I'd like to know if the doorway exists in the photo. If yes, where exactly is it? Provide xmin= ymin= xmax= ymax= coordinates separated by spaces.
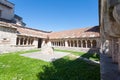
xmin=38 ymin=38 xmax=42 ymax=48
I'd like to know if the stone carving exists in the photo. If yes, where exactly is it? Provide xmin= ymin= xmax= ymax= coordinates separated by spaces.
xmin=41 ymin=36 xmax=54 ymax=54
xmin=100 ymin=0 xmax=120 ymax=71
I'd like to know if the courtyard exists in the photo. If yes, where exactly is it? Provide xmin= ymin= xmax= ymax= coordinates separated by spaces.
xmin=0 ymin=49 xmax=100 ymax=80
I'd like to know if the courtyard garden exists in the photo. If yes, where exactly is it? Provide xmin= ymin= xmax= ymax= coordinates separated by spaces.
xmin=0 ymin=49 xmax=100 ymax=80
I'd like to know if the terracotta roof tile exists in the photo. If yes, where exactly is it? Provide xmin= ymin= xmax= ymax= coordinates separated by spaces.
xmin=0 ymin=21 xmax=16 ymax=29
xmin=49 ymin=26 xmax=100 ymax=39
xmin=17 ymin=27 xmax=48 ymax=38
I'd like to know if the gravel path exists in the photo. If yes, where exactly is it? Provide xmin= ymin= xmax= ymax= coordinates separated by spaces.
xmin=20 ymin=51 xmax=70 ymax=62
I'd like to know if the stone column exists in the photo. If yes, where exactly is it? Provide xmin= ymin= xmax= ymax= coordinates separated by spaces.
xmin=69 ymin=41 xmax=71 ymax=47
xmin=17 ymin=37 xmax=20 ymax=45
xmin=65 ymin=40 xmax=68 ymax=47
xmin=90 ymin=40 xmax=93 ymax=48
xmin=81 ymin=40 xmax=83 ymax=48
xmin=73 ymin=40 xmax=75 ymax=47
xmin=85 ymin=40 xmax=87 ymax=48
xmin=112 ymin=38 xmax=118 ymax=63
xmin=23 ymin=37 xmax=25 ymax=45
xmin=96 ymin=39 xmax=99 ymax=48
xmin=77 ymin=40 xmax=79 ymax=47
xmin=118 ymin=38 xmax=120 ymax=71
xmin=108 ymin=39 xmax=112 ymax=57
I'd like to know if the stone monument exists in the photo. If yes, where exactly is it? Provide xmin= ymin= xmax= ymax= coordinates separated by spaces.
xmin=41 ymin=36 xmax=54 ymax=54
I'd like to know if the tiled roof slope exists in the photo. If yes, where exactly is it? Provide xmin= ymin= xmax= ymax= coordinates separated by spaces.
xmin=49 ymin=26 xmax=100 ymax=39
xmin=17 ymin=27 xmax=48 ymax=38
xmin=0 ymin=21 xmax=16 ymax=29
xmin=0 ymin=21 xmax=48 ymax=38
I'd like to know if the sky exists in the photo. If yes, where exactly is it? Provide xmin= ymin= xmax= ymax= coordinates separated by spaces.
xmin=9 ymin=0 xmax=98 ymax=32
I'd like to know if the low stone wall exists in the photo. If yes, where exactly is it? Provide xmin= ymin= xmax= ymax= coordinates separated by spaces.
xmin=0 ymin=46 xmax=38 ymax=54
xmin=54 ymin=46 xmax=99 ymax=53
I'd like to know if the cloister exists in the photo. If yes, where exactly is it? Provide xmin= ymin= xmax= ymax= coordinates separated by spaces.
xmin=50 ymin=38 xmax=99 ymax=48
xmin=16 ymin=36 xmax=35 ymax=46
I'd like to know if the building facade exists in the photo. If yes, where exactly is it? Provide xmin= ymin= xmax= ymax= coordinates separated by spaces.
xmin=0 ymin=0 xmax=100 ymax=54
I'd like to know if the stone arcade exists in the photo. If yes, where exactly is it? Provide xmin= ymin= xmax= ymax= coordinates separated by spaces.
xmin=0 ymin=0 xmax=100 ymax=54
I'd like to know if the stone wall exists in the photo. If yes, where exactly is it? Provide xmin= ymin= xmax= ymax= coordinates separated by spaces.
xmin=0 ymin=25 xmax=40 ymax=54
xmin=0 ymin=0 xmax=14 ymax=20
xmin=100 ymin=0 xmax=120 ymax=71
xmin=0 ymin=26 xmax=17 ymax=46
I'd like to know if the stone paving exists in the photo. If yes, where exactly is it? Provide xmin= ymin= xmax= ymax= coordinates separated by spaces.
xmin=20 ymin=51 xmax=70 ymax=62
xmin=100 ymin=54 xmax=120 ymax=80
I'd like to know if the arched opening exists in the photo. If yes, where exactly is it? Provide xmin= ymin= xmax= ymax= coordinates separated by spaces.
xmin=82 ymin=40 xmax=86 ymax=48
xmin=92 ymin=40 xmax=97 ymax=48
xmin=74 ymin=40 xmax=77 ymax=47
xmin=20 ymin=38 xmax=23 ymax=45
xmin=87 ymin=40 xmax=91 ymax=48
xmin=28 ymin=38 xmax=31 ymax=45
xmin=78 ymin=40 xmax=81 ymax=47
xmin=24 ymin=38 xmax=27 ymax=45
xmin=31 ymin=38 xmax=34 ymax=45
xmin=71 ymin=40 xmax=73 ymax=47
xmin=59 ymin=41 xmax=60 ymax=46
xmin=68 ymin=40 xmax=70 ymax=47
xmin=16 ymin=37 xmax=19 ymax=45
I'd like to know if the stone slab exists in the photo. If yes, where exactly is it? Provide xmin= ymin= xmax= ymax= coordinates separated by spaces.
xmin=20 ymin=51 xmax=70 ymax=62
xmin=100 ymin=54 xmax=120 ymax=80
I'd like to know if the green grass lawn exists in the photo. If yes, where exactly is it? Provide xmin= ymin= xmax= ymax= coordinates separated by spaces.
xmin=55 ymin=49 xmax=100 ymax=61
xmin=0 ymin=49 xmax=100 ymax=80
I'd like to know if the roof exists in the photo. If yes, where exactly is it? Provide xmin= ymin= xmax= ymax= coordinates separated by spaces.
xmin=49 ymin=26 xmax=100 ymax=39
xmin=0 ymin=21 xmax=16 ymax=29
xmin=17 ymin=27 xmax=48 ymax=38
xmin=0 ymin=21 xmax=100 ymax=39
xmin=0 ymin=21 xmax=49 ymax=38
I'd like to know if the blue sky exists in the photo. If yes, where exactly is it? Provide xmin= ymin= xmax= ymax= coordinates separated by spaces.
xmin=9 ymin=0 xmax=98 ymax=32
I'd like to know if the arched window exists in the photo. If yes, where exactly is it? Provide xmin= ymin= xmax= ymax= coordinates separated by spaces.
xmin=92 ymin=40 xmax=97 ymax=48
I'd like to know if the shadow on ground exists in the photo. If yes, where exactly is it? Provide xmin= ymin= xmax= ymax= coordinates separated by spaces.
xmin=37 ymin=57 xmax=100 ymax=80
xmin=81 ymin=52 xmax=100 ymax=61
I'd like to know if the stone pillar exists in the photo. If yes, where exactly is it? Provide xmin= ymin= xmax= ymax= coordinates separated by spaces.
xmin=73 ymin=40 xmax=75 ymax=47
xmin=90 ymin=40 xmax=93 ymax=48
xmin=96 ymin=39 xmax=99 ymax=48
xmin=118 ymin=38 xmax=120 ymax=71
xmin=108 ymin=39 xmax=112 ymax=57
xmin=17 ymin=37 xmax=20 ymax=45
xmin=85 ymin=40 xmax=87 ymax=48
xmin=23 ymin=37 xmax=25 ymax=45
xmin=77 ymin=40 xmax=79 ymax=47
xmin=65 ymin=40 xmax=68 ymax=47
xmin=112 ymin=38 xmax=118 ymax=63
xmin=69 ymin=41 xmax=71 ymax=47
xmin=81 ymin=40 xmax=83 ymax=48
